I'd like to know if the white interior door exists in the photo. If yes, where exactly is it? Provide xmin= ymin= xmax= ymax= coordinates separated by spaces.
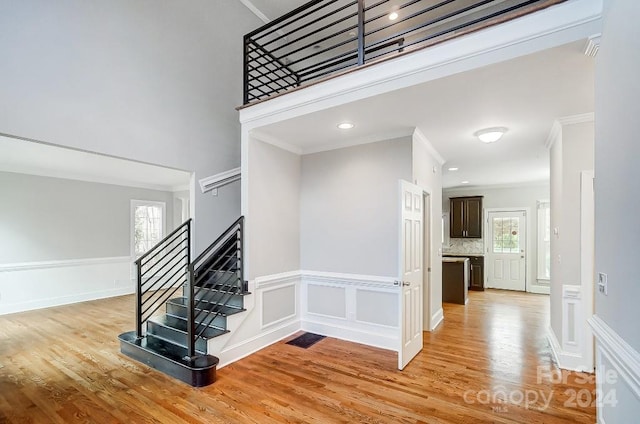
xmin=398 ymin=180 xmax=423 ymax=370
xmin=487 ymin=210 xmax=526 ymax=291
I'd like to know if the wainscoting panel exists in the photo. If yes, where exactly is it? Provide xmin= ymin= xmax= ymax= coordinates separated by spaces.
xmin=590 ymin=315 xmax=640 ymax=424
xmin=0 ymin=256 xmax=132 ymax=315
xmin=301 ymin=271 xmax=400 ymax=351
xmin=261 ymin=283 xmax=296 ymax=328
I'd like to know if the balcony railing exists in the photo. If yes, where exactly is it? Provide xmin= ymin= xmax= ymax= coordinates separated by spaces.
xmin=242 ymin=0 xmax=564 ymax=104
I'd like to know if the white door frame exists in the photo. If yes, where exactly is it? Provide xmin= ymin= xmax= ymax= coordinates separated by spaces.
xmin=580 ymin=170 xmax=595 ymax=371
xmin=484 ymin=207 xmax=531 ymax=291
xmin=423 ymin=190 xmax=432 ymax=332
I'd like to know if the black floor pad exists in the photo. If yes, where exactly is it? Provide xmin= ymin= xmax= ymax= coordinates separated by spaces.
xmin=286 ymin=332 xmax=325 ymax=349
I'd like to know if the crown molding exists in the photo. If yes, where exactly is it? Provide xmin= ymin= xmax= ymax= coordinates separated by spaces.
xmin=413 ymin=127 xmax=445 ymax=165
xmin=557 ymin=112 xmax=595 ymax=125
xmin=584 ymin=33 xmax=601 ymax=57
xmin=303 ymin=129 xmax=413 ymax=155
xmin=238 ymin=0 xmax=270 ymax=24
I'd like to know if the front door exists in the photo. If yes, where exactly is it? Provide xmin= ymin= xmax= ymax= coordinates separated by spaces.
xmin=398 ymin=180 xmax=423 ymax=370
xmin=487 ymin=210 xmax=526 ymax=291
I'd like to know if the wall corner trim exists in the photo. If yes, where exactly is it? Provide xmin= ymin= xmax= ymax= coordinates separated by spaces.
xmin=413 ymin=127 xmax=445 ymax=165
xmin=589 ymin=314 xmax=640 ymax=399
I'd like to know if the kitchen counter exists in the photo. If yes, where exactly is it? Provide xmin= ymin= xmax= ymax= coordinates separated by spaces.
xmin=443 ymin=253 xmax=484 ymax=257
xmin=442 ymin=258 xmax=469 ymax=305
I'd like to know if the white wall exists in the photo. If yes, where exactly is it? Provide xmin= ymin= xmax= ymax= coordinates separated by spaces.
xmin=548 ymin=119 xmax=594 ymax=372
xmin=592 ymin=1 xmax=640 ymax=421
xmin=0 ymin=0 xmax=262 ymax=255
xmin=0 ymin=171 xmax=176 ymax=314
xmin=443 ymin=183 xmax=550 ymax=293
xmin=300 ymin=138 xmax=412 ymax=276
xmin=247 ymin=139 xmax=301 ymax=279
xmin=0 ymin=171 xmax=174 ymax=262
xmin=412 ymin=131 xmax=444 ymax=330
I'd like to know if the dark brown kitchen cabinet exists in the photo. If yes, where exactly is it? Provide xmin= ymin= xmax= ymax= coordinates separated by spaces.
xmin=449 ymin=196 xmax=483 ymax=238
xmin=469 ymin=256 xmax=484 ymax=291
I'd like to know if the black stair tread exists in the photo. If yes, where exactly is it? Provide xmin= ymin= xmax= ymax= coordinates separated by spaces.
xmin=149 ymin=315 xmax=229 ymax=339
xmin=118 ymin=331 xmax=218 ymax=387
xmin=118 ymin=332 xmax=217 ymax=367
xmin=167 ymin=297 xmax=246 ymax=316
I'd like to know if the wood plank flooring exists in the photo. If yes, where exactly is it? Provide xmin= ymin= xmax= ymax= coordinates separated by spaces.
xmin=0 ymin=290 xmax=595 ymax=423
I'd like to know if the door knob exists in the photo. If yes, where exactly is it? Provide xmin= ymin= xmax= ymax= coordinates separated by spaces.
xmin=402 ymin=281 xmax=411 ymax=286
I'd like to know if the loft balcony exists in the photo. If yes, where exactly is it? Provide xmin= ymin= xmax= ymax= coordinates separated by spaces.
xmin=242 ymin=0 xmax=566 ymax=105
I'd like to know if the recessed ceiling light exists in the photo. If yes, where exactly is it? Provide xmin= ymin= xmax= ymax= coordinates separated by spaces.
xmin=461 ymin=180 xmax=470 ymax=184
xmin=448 ymin=167 xmax=459 ymax=171
xmin=388 ymin=12 xmax=399 ymax=20
xmin=474 ymin=127 xmax=508 ymax=143
xmin=337 ymin=122 xmax=355 ymax=130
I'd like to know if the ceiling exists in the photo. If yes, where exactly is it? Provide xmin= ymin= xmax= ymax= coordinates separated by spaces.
xmin=0 ymin=135 xmax=191 ymax=192
xmin=251 ymin=39 xmax=595 ymax=188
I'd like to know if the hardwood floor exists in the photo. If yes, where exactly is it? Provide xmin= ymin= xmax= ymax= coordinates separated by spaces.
xmin=0 ymin=290 xmax=595 ymax=423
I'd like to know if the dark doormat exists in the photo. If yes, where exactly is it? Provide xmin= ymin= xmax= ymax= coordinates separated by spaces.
xmin=286 ymin=332 xmax=325 ymax=349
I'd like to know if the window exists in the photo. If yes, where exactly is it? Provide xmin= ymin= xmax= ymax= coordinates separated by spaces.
xmin=492 ymin=216 xmax=520 ymax=253
xmin=537 ymin=201 xmax=551 ymax=280
xmin=131 ymin=201 xmax=166 ymax=259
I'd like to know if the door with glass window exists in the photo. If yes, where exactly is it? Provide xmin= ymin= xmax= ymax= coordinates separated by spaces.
xmin=487 ymin=211 xmax=526 ymax=291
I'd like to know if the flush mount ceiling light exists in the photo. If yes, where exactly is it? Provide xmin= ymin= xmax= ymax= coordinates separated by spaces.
xmin=461 ymin=180 xmax=470 ymax=184
xmin=388 ymin=11 xmax=399 ymax=20
xmin=475 ymin=127 xmax=508 ymax=143
xmin=448 ymin=167 xmax=459 ymax=171
xmin=337 ymin=122 xmax=355 ymax=130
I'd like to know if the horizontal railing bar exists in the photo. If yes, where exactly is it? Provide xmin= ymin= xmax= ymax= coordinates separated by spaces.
xmin=287 ymin=37 xmax=358 ymax=68
xmin=136 ymin=219 xmax=191 ymax=265
xmin=369 ymin=0 xmax=542 ymax=57
xmin=247 ymin=63 xmax=296 ymax=90
xmin=192 ymin=217 xmax=243 ymax=265
xmin=247 ymin=77 xmax=293 ymax=96
xmin=364 ymin=0 xmax=429 ymax=26
xmin=246 ymin=0 xmax=326 ymax=39
xmin=295 ymin=47 xmax=359 ymax=77
xmin=139 ymin=241 xmax=186 ymax=278
xmin=141 ymin=281 xmax=186 ymax=322
xmin=138 ymin=228 xmax=188 ymax=268
xmin=194 ymin=241 xmax=238 ymax=285
xmin=140 ymin=249 xmax=187 ymax=287
xmin=250 ymin=0 xmax=339 ymax=42
xmin=259 ymin=22 xmax=358 ymax=63
xmin=258 ymin=1 xmax=358 ymax=52
xmin=299 ymin=60 xmax=356 ymax=82
xmin=247 ymin=40 xmax=298 ymax=79
xmin=195 ymin=281 xmax=241 ymax=337
xmin=141 ymin=263 xmax=188 ymax=309
xmin=297 ymin=36 xmax=402 ymax=80
xmin=364 ymin=0 xmax=494 ymax=44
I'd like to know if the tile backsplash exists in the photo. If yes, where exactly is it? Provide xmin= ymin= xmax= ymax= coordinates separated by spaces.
xmin=443 ymin=238 xmax=484 ymax=255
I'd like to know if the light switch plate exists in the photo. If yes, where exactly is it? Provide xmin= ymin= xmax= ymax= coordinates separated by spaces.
xmin=598 ymin=272 xmax=608 ymax=295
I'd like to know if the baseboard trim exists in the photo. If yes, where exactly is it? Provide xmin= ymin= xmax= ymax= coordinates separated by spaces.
xmin=430 ymin=308 xmax=444 ymax=331
xmin=0 ymin=286 xmax=134 ymax=316
xmin=301 ymin=319 xmax=397 ymax=351
xmin=217 ymin=320 xmax=301 ymax=369
xmin=589 ymin=315 xmax=640 ymax=399
xmin=528 ymin=284 xmax=550 ymax=295
xmin=547 ymin=326 xmax=591 ymax=372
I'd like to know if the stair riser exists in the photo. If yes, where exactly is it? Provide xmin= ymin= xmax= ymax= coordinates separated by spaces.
xmin=166 ymin=303 xmax=228 ymax=329
xmin=145 ymin=334 xmax=206 ymax=357
xmin=193 ymin=289 xmax=244 ymax=309
xmin=146 ymin=321 xmax=208 ymax=352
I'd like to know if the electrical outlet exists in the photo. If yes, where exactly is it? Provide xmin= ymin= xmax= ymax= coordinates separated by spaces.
xmin=598 ymin=272 xmax=608 ymax=295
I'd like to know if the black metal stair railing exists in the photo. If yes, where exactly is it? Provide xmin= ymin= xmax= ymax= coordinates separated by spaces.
xmin=134 ymin=219 xmax=191 ymax=339
xmin=243 ymin=0 xmax=565 ymax=104
xmin=186 ymin=216 xmax=245 ymax=358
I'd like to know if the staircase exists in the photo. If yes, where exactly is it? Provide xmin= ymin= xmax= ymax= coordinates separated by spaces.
xmin=118 ymin=217 xmax=247 ymax=387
